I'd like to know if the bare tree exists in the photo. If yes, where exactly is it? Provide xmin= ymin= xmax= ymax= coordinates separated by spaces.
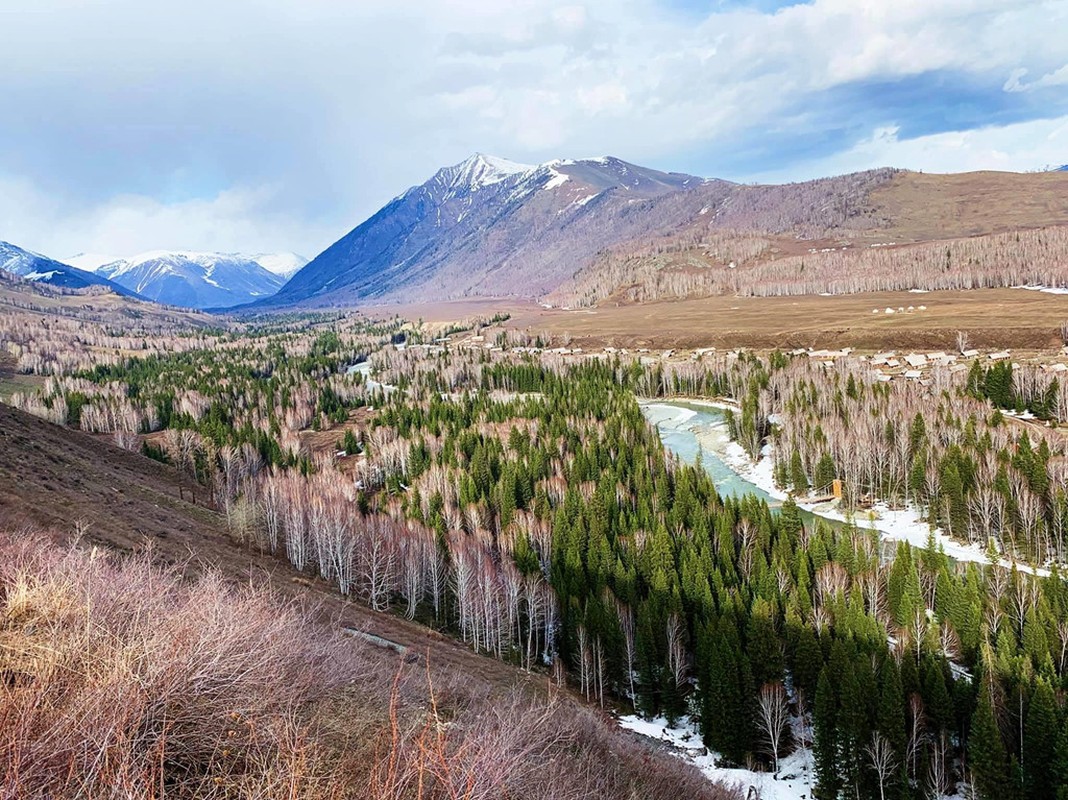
xmin=956 ymin=330 xmax=970 ymax=355
xmin=866 ymin=731 xmax=898 ymax=800
xmin=926 ymin=733 xmax=949 ymax=800
xmin=756 ymin=681 xmax=790 ymax=773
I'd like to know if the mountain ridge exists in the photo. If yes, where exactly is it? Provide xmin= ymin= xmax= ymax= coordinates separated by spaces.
xmin=97 ymin=251 xmax=286 ymax=309
xmin=257 ymin=153 xmax=710 ymax=308
xmin=0 ymin=240 xmax=141 ymax=297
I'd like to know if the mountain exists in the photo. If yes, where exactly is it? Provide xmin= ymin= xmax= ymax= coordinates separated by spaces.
xmin=260 ymin=153 xmax=708 ymax=307
xmin=97 ymin=251 xmax=286 ymax=309
xmin=0 ymin=240 xmax=138 ymax=295
xmin=66 ymin=252 xmax=121 ymax=271
xmin=249 ymin=155 xmax=1068 ymax=311
xmin=249 ymin=251 xmax=309 ymax=279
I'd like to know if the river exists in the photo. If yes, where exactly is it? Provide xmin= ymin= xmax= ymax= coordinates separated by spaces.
xmin=642 ymin=401 xmax=778 ymax=504
xmin=642 ymin=400 xmax=847 ymax=532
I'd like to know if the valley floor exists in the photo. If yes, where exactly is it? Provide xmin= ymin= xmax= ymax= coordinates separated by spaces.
xmin=373 ymin=288 xmax=1068 ymax=352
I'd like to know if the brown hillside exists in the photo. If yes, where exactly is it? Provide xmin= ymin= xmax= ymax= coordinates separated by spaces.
xmin=871 ymin=170 xmax=1068 ymax=241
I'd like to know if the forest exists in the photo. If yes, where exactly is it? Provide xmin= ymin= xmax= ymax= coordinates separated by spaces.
xmin=7 ymin=314 xmax=1068 ymax=800
xmin=551 ymin=225 xmax=1068 ymax=307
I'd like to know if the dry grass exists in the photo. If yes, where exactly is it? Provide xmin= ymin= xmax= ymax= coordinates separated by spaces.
xmin=473 ymin=289 xmax=1066 ymax=351
xmin=872 ymin=170 xmax=1068 ymax=241
xmin=0 ymin=531 xmax=736 ymax=800
xmin=0 ymin=534 xmax=356 ymax=798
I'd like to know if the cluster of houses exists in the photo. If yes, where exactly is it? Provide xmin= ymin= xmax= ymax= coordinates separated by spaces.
xmin=793 ymin=346 xmax=1068 ymax=384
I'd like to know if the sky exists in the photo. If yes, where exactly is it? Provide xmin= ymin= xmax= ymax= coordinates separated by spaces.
xmin=1 ymin=0 xmax=1067 ymax=261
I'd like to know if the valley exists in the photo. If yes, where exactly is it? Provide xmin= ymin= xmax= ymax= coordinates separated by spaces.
xmin=8 ymin=4 xmax=1068 ymax=798
xmin=3 ymin=152 xmax=1068 ymax=800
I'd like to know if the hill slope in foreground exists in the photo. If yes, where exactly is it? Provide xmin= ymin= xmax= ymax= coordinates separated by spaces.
xmin=0 ymin=401 xmax=732 ymax=800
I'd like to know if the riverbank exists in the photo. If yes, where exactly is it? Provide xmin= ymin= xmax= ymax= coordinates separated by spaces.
xmin=643 ymin=399 xmax=1049 ymax=576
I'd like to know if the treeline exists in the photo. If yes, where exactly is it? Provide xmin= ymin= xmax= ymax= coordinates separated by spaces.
xmin=550 ymin=225 xmax=1068 ymax=306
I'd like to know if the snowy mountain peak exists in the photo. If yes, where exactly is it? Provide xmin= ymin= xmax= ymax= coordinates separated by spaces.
xmin=432 ymin=153 xmax=535 ymax=196
xmin=66 ymin=252 xmax=121 ymax=272
xmin=0 ymin=241 xmax=138 ymax=295
xmin=97 ymin=251 xmax=285 ymax=309
xmin=250 ymin=252 xmax=309 ymax=278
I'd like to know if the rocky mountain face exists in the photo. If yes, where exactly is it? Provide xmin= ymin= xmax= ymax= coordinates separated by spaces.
xmin=260 ymin=154 xmax=713 ymax=307
xmin=0 ymin=241 xmax=138 ymax=296
xmin=97 ymin=252 xmax=286 ymax=309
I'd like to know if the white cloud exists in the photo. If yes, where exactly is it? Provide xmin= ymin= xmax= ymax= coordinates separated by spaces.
xmin=0 ymin=0 xmax=1066 ymax=258
xmin=0 ymin=178 xmax=337 ymax=262
xmin=1004 ymin=63 xmax=1068 ymax=92
xmin=754 ymin=115 xmax=1068 ymax=181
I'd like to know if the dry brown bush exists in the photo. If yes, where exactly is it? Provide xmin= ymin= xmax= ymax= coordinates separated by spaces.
xmin=0 ymin=532 xmax=735 ymax=800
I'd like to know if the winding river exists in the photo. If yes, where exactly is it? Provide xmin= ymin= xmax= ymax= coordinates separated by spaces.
xmin=642 ymin=400 xmax=836 ymax=530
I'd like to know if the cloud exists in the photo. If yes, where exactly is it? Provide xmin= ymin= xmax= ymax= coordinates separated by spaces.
xmin=1004 ymin=63 xmax=1068 ymax=92
xmin=752 ymin=114 xmax=1068 ymax=181
xmin=0 ymin=177 xmax=338 ymax=261
xmin=0 ymin=0 xmax=1066 ymax=258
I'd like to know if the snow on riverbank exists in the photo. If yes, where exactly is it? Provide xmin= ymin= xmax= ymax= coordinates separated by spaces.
xmin=645 ymin=399 xmax=1050 ymax=576
xmin=643 ymin=403 xmax=699 ymax=429
xmin=618 ymin=715 xmax=814 ymax=800
xmin=696 ymin=423 xmax=1050 ymax=574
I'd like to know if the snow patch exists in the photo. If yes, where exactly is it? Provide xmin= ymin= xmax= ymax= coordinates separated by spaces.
xmin=618 ymin=715 xmax=815 ymax=800
xmin=543 ymin=170 xmax=570 ymax=191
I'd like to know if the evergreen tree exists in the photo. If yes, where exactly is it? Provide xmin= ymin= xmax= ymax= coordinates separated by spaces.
xmin=814 ymin=667 xmax=840 ymax=800
xmin=1024 ymin=679 xmax=1056 ymax=800
xmin=971 ymin=682 xmax=1012 ymax=800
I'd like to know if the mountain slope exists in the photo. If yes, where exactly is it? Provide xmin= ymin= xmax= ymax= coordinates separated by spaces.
xmin=0 ymin=241 xmax=139 ymax=295
xmin=251 ymin=155 xmax=1068 ymax=311
xmin=261 ymin=154 xmax=708 ymax=307
xmin=98 ymin=251 xmax=285 ymax=309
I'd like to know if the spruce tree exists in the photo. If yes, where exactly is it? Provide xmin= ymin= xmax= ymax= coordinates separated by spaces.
xmin=814 ymin=667 xmax=840 ymax=800
xmin=970 ymin=682 xmax=1012 ymax=800
xmin=1024 ymin=679 xmax=1056 ymax=800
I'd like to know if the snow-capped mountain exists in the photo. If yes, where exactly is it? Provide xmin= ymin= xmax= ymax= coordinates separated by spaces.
xmin=97 ymin=251 xmax=285 ymax=309
xmin=0 ymin=241 xmax=138 ymax=295
xmin=249 ymin=252 xmax=309 ymax=279
xmin=260 ymin=153 xmax=709 ymax=307
xmin=66 ymin=252 xmax=122 ymax=272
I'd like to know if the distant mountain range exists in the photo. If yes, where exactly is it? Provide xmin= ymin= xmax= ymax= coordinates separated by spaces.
xmin=0 ymin=241 xmax=139 ymax=296
xmin=94 ymin=252 xmax=290 ymax=309
xmin=247 ymin=252 xmax=309 ymax=279
xmin=253 ymin=153 xmax=905 ymax=309
xmin=2 ymin=243 xmax=305 ymax=309
xmin=246 ymin=154 xmax=1068 ymax=310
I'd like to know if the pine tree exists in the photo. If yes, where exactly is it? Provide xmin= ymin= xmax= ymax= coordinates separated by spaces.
xmin=748 ymin=602 xmax=784 ymax=687
xmin=922 ymin=660 xmax=953 ymax=735
xmin=970 ymin=682 xmax=1012 ymax=800
xmin=814 ymin=452 xmax=836 ymax=493
xmin=814 ymin=667 xmax=840 ymax=800
xmin=1024 ymin=679 xmax=1056 ymax=800
xmin=1052 ymin=710 xmax=1068 ymax=799
xmin=792 ymin=625 xmax=823 ymax=699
